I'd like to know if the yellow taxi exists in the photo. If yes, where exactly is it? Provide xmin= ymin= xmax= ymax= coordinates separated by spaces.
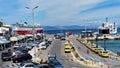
xmin=98 ymin=50 xmax=109 ymax=58
xmin=64 ymin=45 xmax=72 ymax=53
xmin=94 ymin=48 xmax=102 ymax=54
xmin=90 ymin=45 xmax=97 ymax=51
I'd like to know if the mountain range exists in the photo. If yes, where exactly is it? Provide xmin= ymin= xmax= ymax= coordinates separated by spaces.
xmin=42 ymin=25 xmax=98 ymax=30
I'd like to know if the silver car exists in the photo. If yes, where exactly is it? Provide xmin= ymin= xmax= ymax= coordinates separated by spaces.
xmin=19 ymin=61 xmax=39 ymax=68
xmin=19 ymin=61 xmax=48 ymax=68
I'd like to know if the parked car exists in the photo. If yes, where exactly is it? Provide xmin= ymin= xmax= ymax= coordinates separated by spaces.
xmin=39 ymin=64 xmax=49 ymax=68
xmin=12 ymin=53 xmax=32 ymax=63
xmin=27 ymin=41 xmax=34 ymax=47
xmin=28 ymin=37 xmax=34 ymax=41
xmin=27 ymin=41 xmax=38 ymax=47
xmin=39 ymin=42 xmax=47 ymax=50
xmin=60 ymin=36 xmax=66 ymax=40
xmin=49 ymin=56 xmax=64 ymax=68
xmin=0 ymin=45 xmax=3 ymax=50
xmin=46 ymin=38 xmax=52 ymax=45
xmin=98 ymin=50 xmax=109 ymax=58
xmin=26 ymin=45 xmax=33 ymax=50
xmin=19 ymin=60 xmax=39 ymax=68
xmin=55 ymin=35 xmax=61 ymax=39
xmin=24 ymin=42 xmax=33 ymax=50
xmin=16 ymin=46 xmax=29 ymax=53
xmin=19 ymin=60 xmax=49 ymax=68
xmin=13 ymin=44 xmax=21 ymax=50
xmin=1 ymin=52 xmax=11 ymax=61
xmin=12 ymin=51 xmax=23 ymax=57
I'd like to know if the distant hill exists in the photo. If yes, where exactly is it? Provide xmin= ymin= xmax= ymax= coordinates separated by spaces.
xmin=42 ymin=26 xmax=59 ymax=30
xmin=42 ymin=25 xmax=98 ymax=30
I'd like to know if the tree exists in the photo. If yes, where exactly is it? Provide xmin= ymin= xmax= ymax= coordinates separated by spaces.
xmin=0 ymin=21 xmax=3 ymax=27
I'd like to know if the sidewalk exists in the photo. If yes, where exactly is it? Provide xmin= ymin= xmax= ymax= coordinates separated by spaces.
xmin=28 ymin=43 xmax=50 ymax=63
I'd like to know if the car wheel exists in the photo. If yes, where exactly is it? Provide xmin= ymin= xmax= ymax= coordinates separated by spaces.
xmin=9 ymin=58 xmax=11 ymax=61
xmin=13 ymin=60 xmax=15 ymax=63
xmin=13 ymin=60 xmax=18 ymax=63
xmin=15 ymin=60 xmax=18 ymax=63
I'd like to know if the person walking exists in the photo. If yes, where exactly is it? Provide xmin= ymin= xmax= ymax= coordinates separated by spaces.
xmin=48 ymin=53 xmax=51 ymax=60
xmin=87 ymin=49 xmax=90 ymax=54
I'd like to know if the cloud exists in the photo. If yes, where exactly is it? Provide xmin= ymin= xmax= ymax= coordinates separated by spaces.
xmin=1 ymin=0 xmax=120 ymax=26
xmin=37 ymin=0 xmax=106 ymax=25
xmin=74 ymin=4 xmax=120 ymax=24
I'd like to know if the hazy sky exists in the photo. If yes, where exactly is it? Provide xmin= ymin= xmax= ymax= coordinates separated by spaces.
xmin=0 ymin=0 xmax=120 ymax=26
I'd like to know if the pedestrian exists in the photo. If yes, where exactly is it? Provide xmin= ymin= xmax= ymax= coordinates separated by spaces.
xmin=87 ymin=49 xmax=90 ymax=54
xmin=54 ymin=53 xmax=57 ymax=59
xmin=48 ymin=53 xmax=51 ymax=60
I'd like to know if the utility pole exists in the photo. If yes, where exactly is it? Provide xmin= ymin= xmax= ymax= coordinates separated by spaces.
xmin=26 ymin=6 xmax=39 ymax=58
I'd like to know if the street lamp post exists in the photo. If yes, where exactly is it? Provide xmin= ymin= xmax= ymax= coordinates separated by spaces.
xmin=26 ymin=6 xmax=38 ymax=58
xmin=96 ymin=34 xmax=98 ymax=48
xmin=104 ymin=35 xmax=107 ymax=51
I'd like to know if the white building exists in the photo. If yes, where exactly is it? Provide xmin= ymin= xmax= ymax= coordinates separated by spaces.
xmin=0 ymin=25 xmax=12 ymax=38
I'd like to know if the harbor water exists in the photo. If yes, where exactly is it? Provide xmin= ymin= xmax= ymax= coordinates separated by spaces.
xmin=93 ymin=40 xmax=120 ymax=54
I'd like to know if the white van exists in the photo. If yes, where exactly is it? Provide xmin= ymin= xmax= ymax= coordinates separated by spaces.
xmin=39 ymin=42 xmax=47 ymax=50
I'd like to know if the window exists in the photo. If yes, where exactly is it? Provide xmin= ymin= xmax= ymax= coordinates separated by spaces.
xmin=39 ymin=66 xmax=48 ymax=68
xmin=26 ymin=64 xmax=34 ymax=67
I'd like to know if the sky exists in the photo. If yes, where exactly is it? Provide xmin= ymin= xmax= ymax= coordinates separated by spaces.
xmin=0 ymin=0 xmax=120 ymax=26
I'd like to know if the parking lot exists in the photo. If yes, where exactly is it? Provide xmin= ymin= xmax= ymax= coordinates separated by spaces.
xmin=0 ymin=34 xmax=53 ymax=68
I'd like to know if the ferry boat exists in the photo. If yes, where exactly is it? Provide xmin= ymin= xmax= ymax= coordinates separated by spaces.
xmin=14 ymin=23 xmax=43 ymax=35
xmin=98 ymin=22 xmax=117 ymax=34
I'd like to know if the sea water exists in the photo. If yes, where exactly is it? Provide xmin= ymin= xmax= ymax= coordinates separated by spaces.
xmin=93 ymin=40 xmax=120 ymax=54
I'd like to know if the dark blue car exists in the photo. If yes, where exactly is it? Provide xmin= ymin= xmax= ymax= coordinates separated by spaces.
xmin=49 ymin=56 xmax=64 ymax=68
xmin=16 ymin=46 xmax=29 ymax=53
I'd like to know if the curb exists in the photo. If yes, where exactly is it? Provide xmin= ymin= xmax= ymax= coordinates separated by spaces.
xmin=68 ymin=38 xmax=103 ymax=68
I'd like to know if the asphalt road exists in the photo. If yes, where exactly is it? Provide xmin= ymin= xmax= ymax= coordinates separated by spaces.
xmin=49 ymin=39 xmax=91 ymax=68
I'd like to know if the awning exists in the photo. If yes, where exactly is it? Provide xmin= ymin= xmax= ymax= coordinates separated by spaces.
xmin=10 ymin=37 xmax=18 ymax=41
xmin=10 ymin=36 xmax=25 ymax=41
xmin=37 ymin=33 xmax=41 ymax=36
xmin=0 ymin=42 xmax=3 ymax=45
xmin=0 ymin=39 xmax=10 ymax=44
xmin=20 ymin=35 xmax=26 ymax=38
xmin=25 ymin=34 xmax=33 ymax=37
xmin=17 ymin=36 xmax=23 ymax=40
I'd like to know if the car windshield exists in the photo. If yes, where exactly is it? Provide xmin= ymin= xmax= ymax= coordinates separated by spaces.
xmin=27 ymin=41 xmax=33 ymax=44
xmin=55 ymin=62 xmax=61 ymax=65
xmin=93 ymin=47 xmax=97 ymax=48
xmin=65 ymin=48 xmax=70 ymax=49
xmin=52 ymin=60 xmax=61 ymax=65
xmin=20 ymin=62 xmax=25 ymax=67
xmin=2 ymin=53 xmax=10 ymax=56
xmin=103 ymin=52 xmax=108 ymax=53
xmin=41 ymin=44 xmax=45 ymax=46
xmin=14 ymin=44 xmax=21 ymax=46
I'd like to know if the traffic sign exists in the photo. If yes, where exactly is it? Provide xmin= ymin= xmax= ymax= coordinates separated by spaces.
xmin=78 ymin=47 xmax=81 ymax=50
